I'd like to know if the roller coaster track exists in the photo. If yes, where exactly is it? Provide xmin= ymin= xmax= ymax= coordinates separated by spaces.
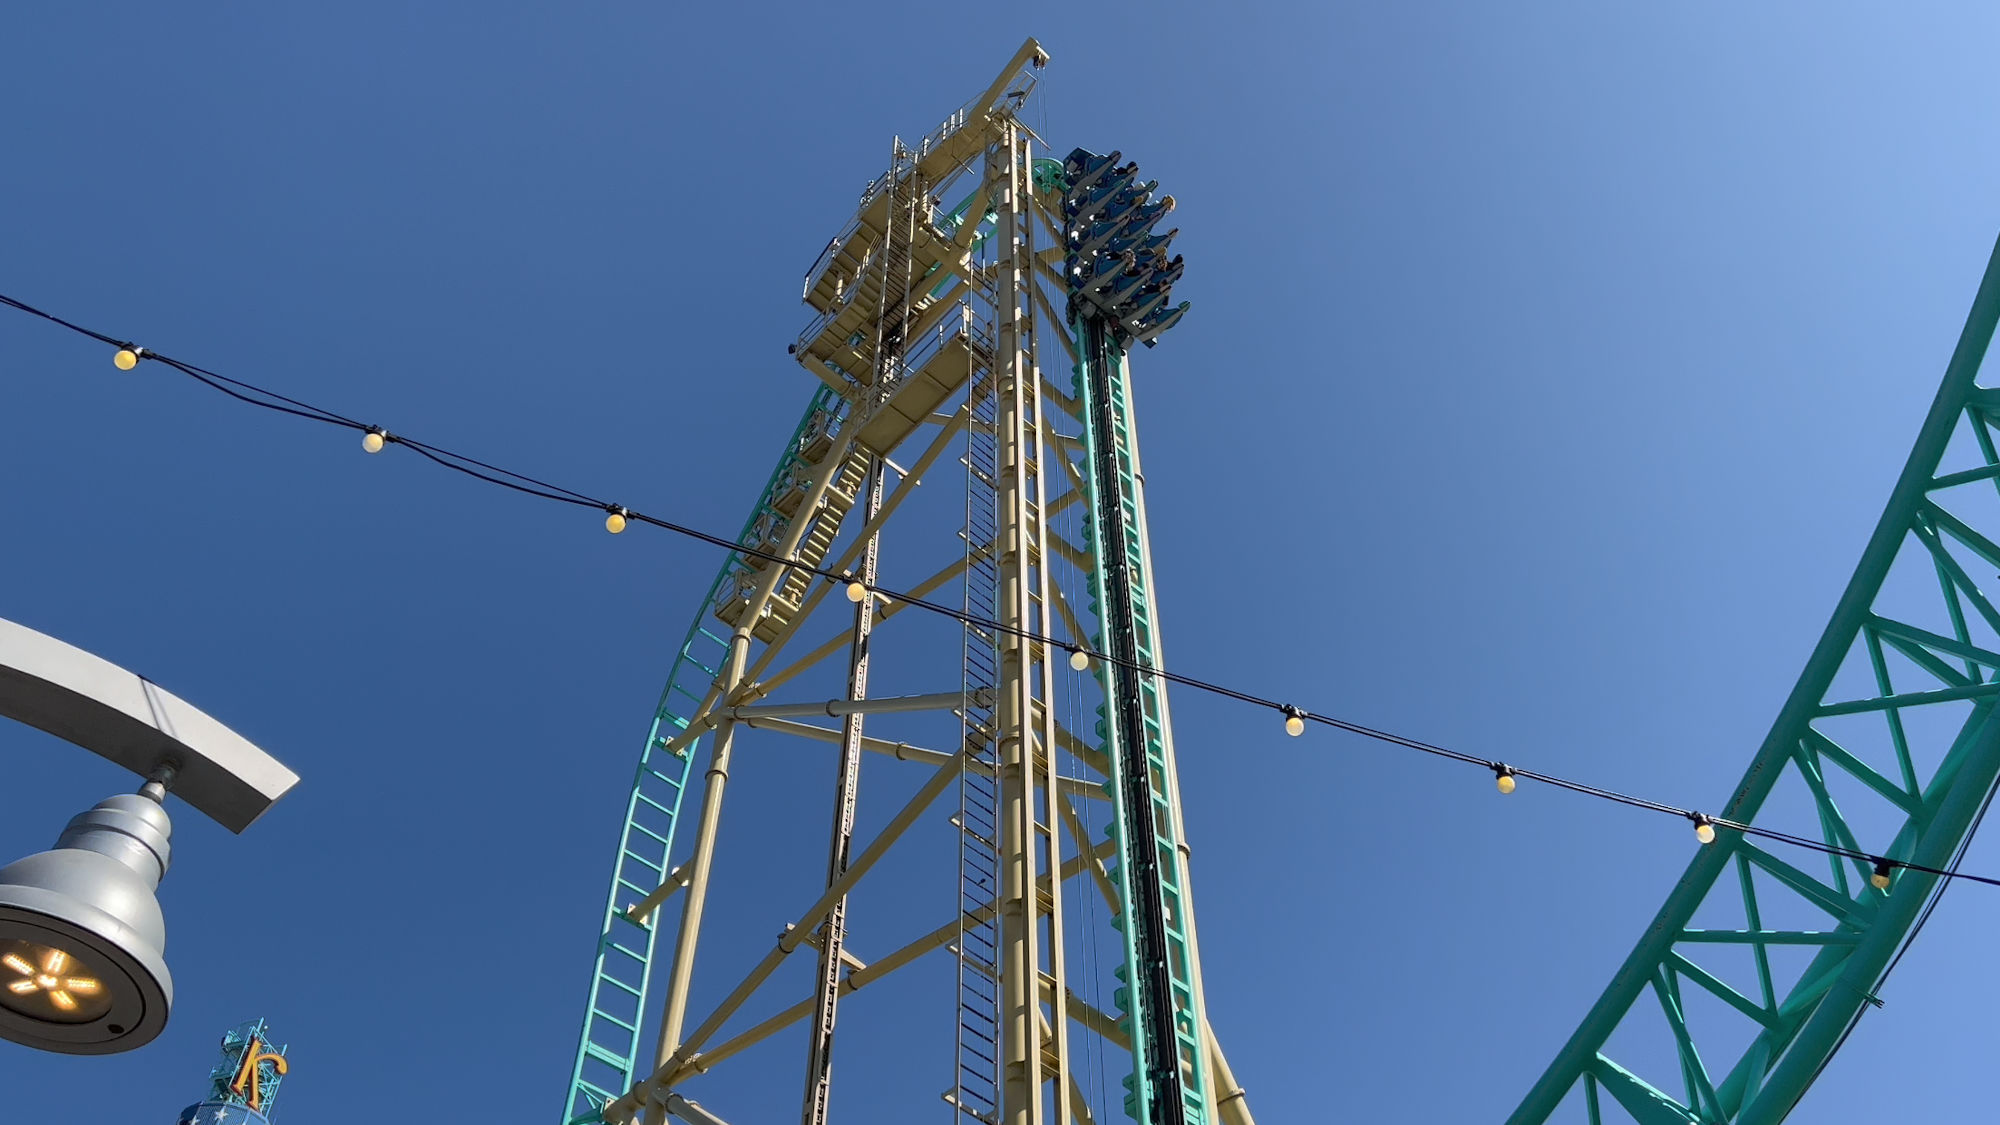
xmin=1511 ymin=234 xmax=2000 ymax=1124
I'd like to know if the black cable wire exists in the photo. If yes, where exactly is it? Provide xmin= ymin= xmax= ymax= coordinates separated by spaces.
xmin=154 ymin=352 xmax=366 ymax=428
xmin=0 ymin=294 xmax=127 ymax=347
xmin=395 ymin=438 xmax=602 ymax=508
xmin=152 ymin=356 xmax=362 ymax=427
xmin=398 ymin=434 xmax=605 ymax=506
xmin=1784 ymin=775 xmax=2000 ymax=1118
xmin=5 ymin=289 xmax=1998 ymax=892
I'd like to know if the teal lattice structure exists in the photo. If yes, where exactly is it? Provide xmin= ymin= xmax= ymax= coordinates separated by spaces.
xmin=200 ymin=1018 xmax=288 ymax=1114
xmin=1511 ymin=234 xmax=2000 ymax=1123
xmin=1073 ymin=324 xmax=1212 ymax=1125
xmin=561 ymin=386 xmax=847 ymax=1125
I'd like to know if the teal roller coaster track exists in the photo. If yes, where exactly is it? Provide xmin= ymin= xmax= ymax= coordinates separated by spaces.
xmin=1509 ymin=233 xmax=2000 ymax=1122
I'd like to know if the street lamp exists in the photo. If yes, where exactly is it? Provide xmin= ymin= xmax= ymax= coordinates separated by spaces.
xmin=0 ymin=773 xmax=175 ymax=1053
xmin=0 ymin=618 xmax=298 ymax=1055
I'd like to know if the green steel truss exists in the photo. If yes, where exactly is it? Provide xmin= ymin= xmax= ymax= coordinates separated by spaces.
xmin=1072 ymin=322 xmax=1213 ymax=1125
xmin=561 ymin=387 xmax=846 ymax=1125
xmin=1511 ymin=235 xmax=2000 ymax=1124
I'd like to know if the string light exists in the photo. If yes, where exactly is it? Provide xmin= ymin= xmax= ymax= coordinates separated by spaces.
xmin=846 ymin=581 xmax=867 ymax=603
xmin=1282 ymin=706 xmax=1305 ymax=737
xmin=7 ymin=290 xmax=2000 ymax=893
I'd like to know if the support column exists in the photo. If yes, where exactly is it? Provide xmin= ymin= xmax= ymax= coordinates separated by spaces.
xmin=655 ymin=632 xmax=749 ymax=1072
xmin=994 ymin=123 xmax=1066 ymax=1125
xmin=651 ymin=426 xmax=864 ymax=1105
xmin=799 ymin=457 xmax=885 ymax=1125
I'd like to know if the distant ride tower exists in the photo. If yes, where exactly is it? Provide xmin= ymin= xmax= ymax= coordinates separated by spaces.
xmin=558 ymin=37 xmax=1253 ymax=1125
xmin=174 ymin=1019 xmax=290 ymax=1125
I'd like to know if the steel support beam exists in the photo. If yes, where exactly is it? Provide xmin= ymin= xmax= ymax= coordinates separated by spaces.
xmin=750 ymin=552 xmax=973 ymax=703
xmin=724 ymin=690 xmax=988 ymax=722
xmin=655 ymin=836 xmax=1121 ymax=1091
xmin=661 ymin=1093 xmax=733 ymax=1125
xmin=651 ymin=425 xmax=864 ymax=1087
xmin=611 ymin=744 xmax=973 ymax=1123
xmin=1206 ymin=1024 xmax=1254 ymax=1125
xmin=737 ymin=402 xmax=973 ymax=690
xmin=737 ymin=715 xmax=955 ymax=765
xmin=743 ymin=715 xmax=1105 ymax=800
xmin=651 ymin=635 xmax=748 ymax=1082
xmin=626 ymin=863 xmax=693 ymax=926
xmin=990 ymin=123 xmax=1071 ymax=1125
xmin=799 ymin=458 xmax=886 ymax=1125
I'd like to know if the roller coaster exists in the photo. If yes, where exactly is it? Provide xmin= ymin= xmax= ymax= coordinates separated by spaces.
xmin=556 ymin=38 xmax=2000 ymax=1125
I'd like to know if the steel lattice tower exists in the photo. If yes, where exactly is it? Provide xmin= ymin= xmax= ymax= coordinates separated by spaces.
xmin=556 ymin=39 xmax=1248 ymax=1125
xmin=549 ymin=33 xmax=2000 ymax=1125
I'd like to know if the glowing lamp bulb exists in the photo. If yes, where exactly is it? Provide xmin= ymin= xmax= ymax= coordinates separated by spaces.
xmin=1693 ymin=817 xmax=1717 ymax=845
xmin=605 ymin=510 xmax=628 ymax=535
xmin=1870 ymin=861 xmax=1894 ymax=890
xmin=1070 ymin=649 xmax=1091 ymax=671
xmin=113 ymin=348 xmax=139 ymax=371
xmin=361 ymin=430 xmax=386 ymax=454
xmin=846 ymin=581 xmax=867 ymax=603
xmin=1283 ymin=712 xmax=1304 ymax=737
xmin=1495 ymin=769 xmax=1517 ymax=795
xmin=0 ymin=940 xmax=111 ymax=1024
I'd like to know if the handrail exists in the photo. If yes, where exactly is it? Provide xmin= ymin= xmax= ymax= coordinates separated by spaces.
xmin=799 ymin=94 xmax=996 ymax=302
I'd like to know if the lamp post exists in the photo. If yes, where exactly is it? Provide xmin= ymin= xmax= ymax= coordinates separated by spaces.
xmin=0 ymin=618 xmax=297 ymax=1054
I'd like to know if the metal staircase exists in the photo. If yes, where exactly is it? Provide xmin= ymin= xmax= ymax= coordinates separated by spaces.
xmin=714 ymin=393 xmax=869 ymax=642
xmin=560 ymin=390 xmax=857 ymax=1125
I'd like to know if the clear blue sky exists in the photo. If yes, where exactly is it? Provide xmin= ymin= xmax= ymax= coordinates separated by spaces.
xmin=5 ymin=4 xmax=2000 ymax=1122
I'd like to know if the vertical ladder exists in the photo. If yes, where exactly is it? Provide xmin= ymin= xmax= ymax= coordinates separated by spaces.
xmin=560 ymin=388 xmax=850 ymax=1125
xmin=798 ymin=459 xmax=885 ymax=1125
xmin=1073 ymin=320 xmax=1212 ymax=1125
xmin=953 ymin=316 xmax=1005 ymax=1124
xmin=874 ymin=140 xmax=919 ymax=400
xmin=799 ymin=138 xmax=920 ymax=1125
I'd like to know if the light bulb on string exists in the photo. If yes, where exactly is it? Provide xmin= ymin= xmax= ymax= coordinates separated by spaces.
xmin=846 ymin=581 xmax=867 ymax=603
xmin=28 ymin=289 xmax=2000 ymax=897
